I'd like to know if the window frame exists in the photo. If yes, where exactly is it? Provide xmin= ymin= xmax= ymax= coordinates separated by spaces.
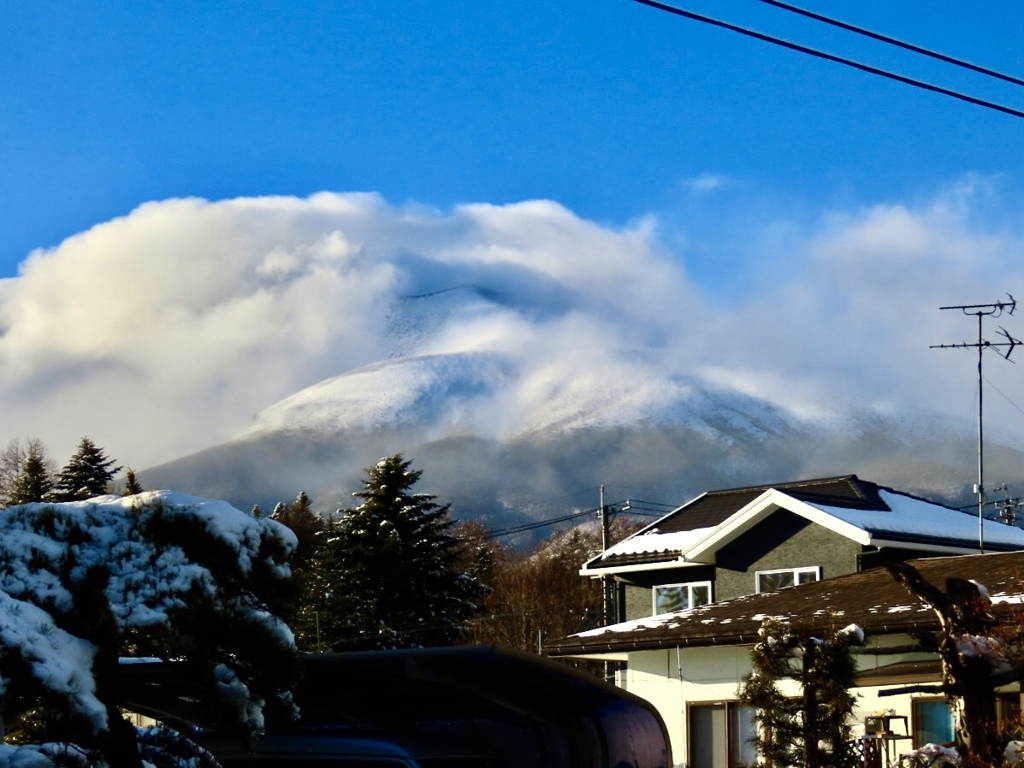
xmin=652 ymin=581 xmax=714 ymax=615
xmin=754 ymin=565 xmax=822 ymax=593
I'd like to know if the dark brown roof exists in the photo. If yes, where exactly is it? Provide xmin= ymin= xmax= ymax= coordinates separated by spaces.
xmin=548 ymin=549 xmax=1024 ymax=657
xmin=652 ymin=475 xmax=888 ymax=535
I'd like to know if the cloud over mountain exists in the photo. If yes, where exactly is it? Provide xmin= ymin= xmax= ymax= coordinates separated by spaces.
xmin=1 ymin=184 xmax=1022 ymax=480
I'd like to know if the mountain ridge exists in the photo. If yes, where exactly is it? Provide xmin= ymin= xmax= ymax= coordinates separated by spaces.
xmin=140 ymin=280 xmax=1020 ymax=530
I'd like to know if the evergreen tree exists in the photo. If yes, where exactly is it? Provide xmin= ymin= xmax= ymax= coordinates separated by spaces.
xmin=739 ymin=617 xmax=861 ymax=768
xmin=272 ymin=491 xmax=326 ymax=651
xmin=272 ymin=491 xmax=322 ymax=563
xmin=7 ymin=442 xmax=54 ymax=505
xmin=49 ymin=437 xmax=122 ymax=502
xmin=0 ymin=493 xmax=298 ymax=768
xmin=317 ymin=455 xmax=485 ymax=651
xmin=0 ymin=437 xmax=54 ymax=508
xmin=738 ymin=618 xmax=802 ymax=768
xmin=121 ymin=469 xmax=143 ymax=496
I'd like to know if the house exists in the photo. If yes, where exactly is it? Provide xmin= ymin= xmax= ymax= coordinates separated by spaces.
xmin=582 ymin=475 xmax=1024 ymax=625
xmin=548 ymin=548 xmax=1024 ymax=768
xmin=553 ymin=475 xmax=1024 ymax=768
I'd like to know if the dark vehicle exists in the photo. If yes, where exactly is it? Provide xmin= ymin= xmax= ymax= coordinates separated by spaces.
xmin=122 ymin=645 xmax=670 ymax=768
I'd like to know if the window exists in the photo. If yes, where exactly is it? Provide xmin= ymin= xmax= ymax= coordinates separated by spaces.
xmin=755 ymin=566 xmax=821 ymax=593
xmin=997 ymin=693 xmax=1021 ymax=733
xmin=653 ymin=581 xmax=712 ymax=614
xmin=689 ymin=701 xmax=756 ymax=768
xmin=912 ymin=698 xmax=954 ymax=748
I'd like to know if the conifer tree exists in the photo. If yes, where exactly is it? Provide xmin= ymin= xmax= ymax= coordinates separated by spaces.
xmin=121 ymin=469 xmax=143 ymax=496
xmin=7 ymin=441 xmax=54 ymax=506
xmin=317 ymin=455 xmax=485 ymax=651
xmin=272 ymin=491 xmax=326 ymax=651
xmin=739 ymin=617 xmax=861 ymax=768
xmin=49 ymin=437 xmax=122 ymax=502
xmin=0 ymin=437 xmax=54 ymax=508
xmin=272 ymin=491 xmax=321 ymax=563
xmin=0 ymin=493 xmax=298 ymax=768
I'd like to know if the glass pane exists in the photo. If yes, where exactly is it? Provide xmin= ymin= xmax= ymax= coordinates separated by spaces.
xmin=913 ymin=700 xmax=954 ymax=747
xmin=797 ymin=569 xmax=819 ymax=585
xmin=757 ymin=572 xmax=794 ymax=592
xmin=690 ymin=704 xmax=728 ymax=768
xmin=692 ymin=585 xmax=712 ymax=607
xmin=655 ymin=586 xmax=688 ymax=613
xmin=730 ymin=704 xmax=757 ymax=768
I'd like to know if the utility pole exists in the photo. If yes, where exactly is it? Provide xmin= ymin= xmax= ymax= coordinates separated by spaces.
xmin=931 ymin=295 xmax=1020 ymax=553
xmin=599 ymin=485 xmax=615 ymax=626
xmin=599 ymin=485 xmax=616 ymax=685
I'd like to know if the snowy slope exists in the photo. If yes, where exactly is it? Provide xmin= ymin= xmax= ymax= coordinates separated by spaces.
xmin=144 ymin=281 xmax=1024 ymax=524
xmin=244 ymin=284 xmax=821 ymax=443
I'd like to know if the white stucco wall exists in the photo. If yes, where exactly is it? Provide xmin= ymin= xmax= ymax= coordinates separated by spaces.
xmin=617 ymin=636 xmax=935 ymax=768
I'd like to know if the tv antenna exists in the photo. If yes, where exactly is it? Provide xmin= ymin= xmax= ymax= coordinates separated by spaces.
xmin=930 ymin=294 xmax=1020 ymax=553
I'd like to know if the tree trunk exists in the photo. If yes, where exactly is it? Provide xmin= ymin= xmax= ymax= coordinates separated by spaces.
xmin=889 ymin=564 xmax=1004 ymax=767
xmin=803 ymin=641 xmax=820 ymax=768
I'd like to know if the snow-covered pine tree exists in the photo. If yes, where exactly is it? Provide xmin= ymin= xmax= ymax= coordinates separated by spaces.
xmin=317 ymin=454 xmax=485 ymax=651
xmin=741 ymin=618 xmax=803 ymax=768
xmin=49 ymin=437 xmax=122 ymax=502
xmin=0 ymin=492 xmax=300 ymax=768
xmin=739 ymin=617 xmax=861 ymax=768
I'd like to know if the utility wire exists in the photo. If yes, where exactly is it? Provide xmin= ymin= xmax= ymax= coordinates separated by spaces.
xmin=469 ymin=507 xmax=598 ymax=541
xmin=629 ymin=0 xmax=1024 ymax=121
xmin=756 ymin=0 xmax=1024 ymax=89
xmin=468 ymin=497 xmax=652 ymax=541
xmin=983 ymin=374 xmax=1024 ymax=422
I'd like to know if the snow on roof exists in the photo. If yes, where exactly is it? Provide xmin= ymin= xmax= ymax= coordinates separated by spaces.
xmin=596 ymin=526 xmax=716 ymax=561
xmin=575 ymin=610 xmax=689 ymax=637
xmin=595 ymin=486 xmax=1024 ymax=571
xmin=553 ymin=549 xmax=1024 ymax=657
xmin=808 ymin=490 xmax=1024 ymax=547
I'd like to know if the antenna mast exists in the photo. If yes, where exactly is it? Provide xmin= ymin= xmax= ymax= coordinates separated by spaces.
xmin=930 ymin=295 xmax=1020 ymax=553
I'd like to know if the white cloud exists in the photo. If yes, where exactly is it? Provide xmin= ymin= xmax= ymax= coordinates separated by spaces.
xmin=1 ymin=185 xmax=1023 ymax=470
xmin=682 ymin=173 xmax=730 ymax=193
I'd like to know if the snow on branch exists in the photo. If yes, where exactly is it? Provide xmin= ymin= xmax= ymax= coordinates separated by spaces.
xmin=0 ymin=491 xmax=300 ymax=768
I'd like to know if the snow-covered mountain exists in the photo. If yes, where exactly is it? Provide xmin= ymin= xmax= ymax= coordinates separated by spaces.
xmin=141 ymin=282 xmax=1019 ymax=529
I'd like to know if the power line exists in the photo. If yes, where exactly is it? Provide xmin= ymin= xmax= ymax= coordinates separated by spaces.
xmin=464 ymin=497 xmax=660 ymax=541
xmin=467 ymin=507 xmax=599 ymax=541
xmin=628 ymin=0 xmax=1024 ymax=121
xmin=983 ymin=373 xmax=1024 ymax=422
xmin=756 ymin=0 xmax=1024 ymax=89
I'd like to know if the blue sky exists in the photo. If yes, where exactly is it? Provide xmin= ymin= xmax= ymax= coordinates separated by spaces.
xmin=4 ymin=1 xmax=1024 ymax=470
xmin=4 ymin=1 xmax=1024 ymax=287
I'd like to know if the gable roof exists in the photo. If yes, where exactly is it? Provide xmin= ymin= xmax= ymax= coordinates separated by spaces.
xmin=551 ymin=549 xmax=1024 ymax=658
xmin=583 ymin=475 xmax=1024 ymax=575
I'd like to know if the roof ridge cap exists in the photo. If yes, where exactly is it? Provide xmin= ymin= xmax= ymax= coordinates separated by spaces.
xmin=704 ymin=474 xmax=861 ymax=497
